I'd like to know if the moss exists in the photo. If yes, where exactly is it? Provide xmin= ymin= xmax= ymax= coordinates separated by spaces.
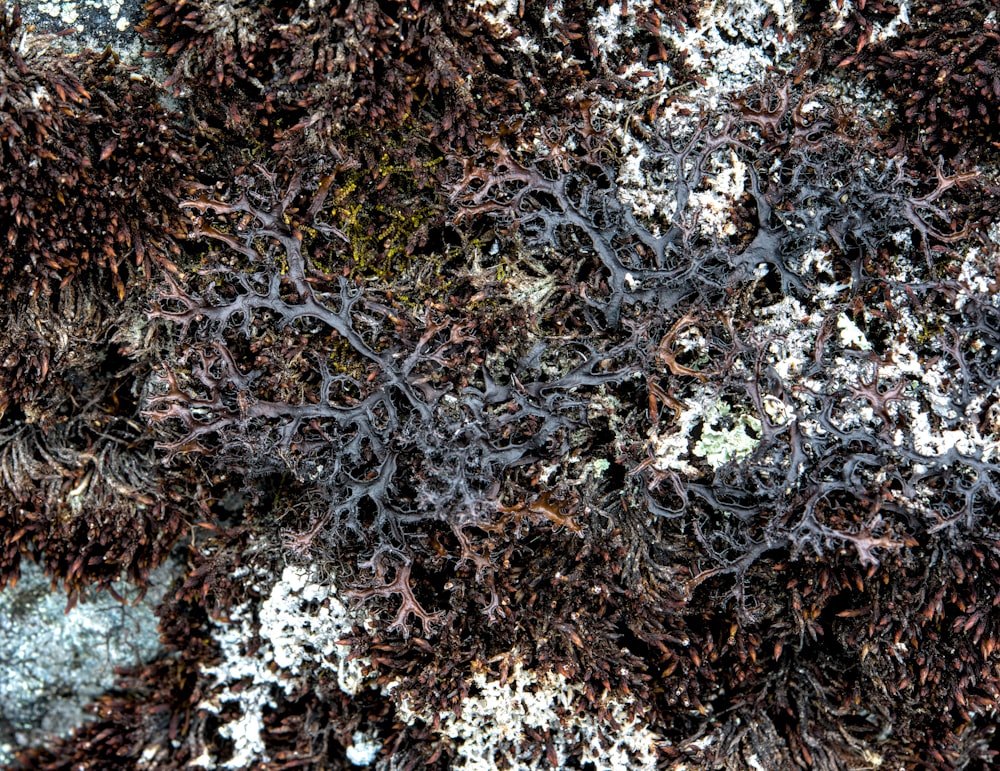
xmin=0 ymin=3 xmax=204 ymax=297
xmin=11 ymin=2 xmax=1000 ymax=768
xmin=823 ymin=0 xmax=1000 ymax=161
xmin=302 ymin=155 xmax=443 ymax=287
xmin=917 ymin=317 xmax=948 ymax=346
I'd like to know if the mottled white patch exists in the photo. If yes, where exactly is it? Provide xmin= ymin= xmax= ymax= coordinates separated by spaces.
xmin=346 ymin=731 xmax=381 ymax=766
xmin=195 ymin=565 xmax=371 ymax=769
xmin=664 ymin=0 xmax=801 ymax=107
xmin=689 ymin=150 xmax=748 ymax=237
xmin=396 ymin=658 xmax=661 ymax=771
xmin=902 ymin=407 xmax=983 ymax=459
xmin=757 ymin=296 xmax=824 ymax=381
xmin=35 ymin=1 xmax=78 ymax=26
xmin=259 ymin=564 xmax=367 ymax=695
xmin=837 ymin=313 xmax=872 ymax=351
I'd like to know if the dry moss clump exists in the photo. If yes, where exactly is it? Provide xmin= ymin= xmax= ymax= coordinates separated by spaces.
xmin=0 ymin=2 xmax=202 ymax=298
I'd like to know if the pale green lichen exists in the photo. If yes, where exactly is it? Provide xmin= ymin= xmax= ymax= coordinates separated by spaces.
xmin=692 ymin=401 xmax=761 ymax=469
xmin=587 ymin=458 xmax=611 ymax=479
xmin=649 ymin=394 xmax=762 ymax=475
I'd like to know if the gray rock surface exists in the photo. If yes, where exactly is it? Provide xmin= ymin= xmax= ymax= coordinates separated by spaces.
xmin=0 ymin=561 xmax=175 ymax=764
xmin=17 ymin=0 xmax=145 ymax=60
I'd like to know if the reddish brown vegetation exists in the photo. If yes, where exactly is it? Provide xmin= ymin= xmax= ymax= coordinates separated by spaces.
xmin=806 ymin=0 xmax=1000 ymax=159
xmin=5 ymin=1 xmax=1000 ymax=769
xmin=0 ymin=4 xmax=201 ymax=298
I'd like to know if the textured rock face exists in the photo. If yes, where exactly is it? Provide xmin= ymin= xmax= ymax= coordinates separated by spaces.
xmin=0 ymin=561 xmax=173 ymax=763
xmin=2 ymin=0 xmax=1000 ymax=769
xmin=19 ymin=0 xmax=144 ymax=60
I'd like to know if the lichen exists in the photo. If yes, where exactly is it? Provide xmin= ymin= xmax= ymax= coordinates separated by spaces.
xmin=396 ymin=658 xmax=661 ymax=771
xmin=692 ymin=401 xmax=762 ymax=469
xmin=8 ymin=1 xmax=1000 ymax=769
xmin=195 ymin=565 xmax=372 ymax=769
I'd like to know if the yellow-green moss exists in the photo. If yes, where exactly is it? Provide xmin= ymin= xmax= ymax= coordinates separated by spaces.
xmin=307 ymin=158 xmax=443 ymax=285
xmin=916 ymin=316 xmax=946 ymax=346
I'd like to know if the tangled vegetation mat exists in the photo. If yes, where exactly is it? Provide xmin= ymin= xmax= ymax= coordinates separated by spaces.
xmin=2 ymin=0 xmax=1000 ymax=768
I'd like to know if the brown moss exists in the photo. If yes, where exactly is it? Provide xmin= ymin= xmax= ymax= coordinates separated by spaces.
xmin=0 ymin=278 xmax=207 ymax=599
xmin=804 ymin=0 xmax=1000 ymax=161
xmin=140 ymin=0 xmax=694 ymax=158
xmin=0 ymin=2 xmax=204 ymax=298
